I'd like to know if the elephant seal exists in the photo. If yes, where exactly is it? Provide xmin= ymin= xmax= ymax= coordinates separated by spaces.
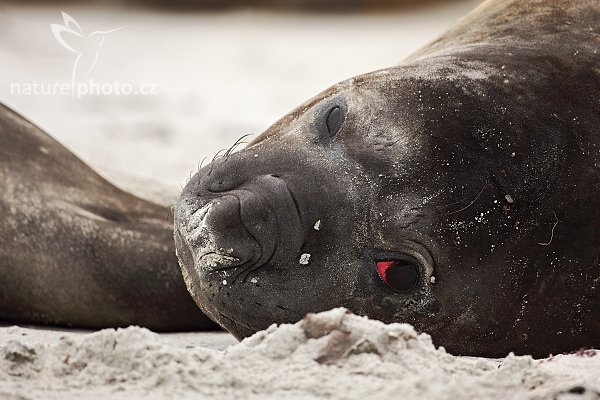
xmin=0 ymin=104 xmax=216 ymax=331
xmin=175 ymin=0 xmax=600 ymax=357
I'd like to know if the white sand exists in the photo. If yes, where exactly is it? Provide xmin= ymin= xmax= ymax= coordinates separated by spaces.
xmin=1 ymin=309 xmax=598 ymax=400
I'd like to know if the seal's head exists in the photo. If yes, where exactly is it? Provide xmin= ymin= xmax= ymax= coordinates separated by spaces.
xmin=175 ymin=70 xmax=444 ymax=334
xmin=174 ymin=63 xmax=562 ymax=356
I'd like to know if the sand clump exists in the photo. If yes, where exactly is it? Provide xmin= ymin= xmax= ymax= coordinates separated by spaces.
xmin=1 ymin=308 xmax=599 ymax=400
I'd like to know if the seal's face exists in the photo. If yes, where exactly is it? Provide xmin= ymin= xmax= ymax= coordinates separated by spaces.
xmin=175 ymin=70 xmax=499 ymax=350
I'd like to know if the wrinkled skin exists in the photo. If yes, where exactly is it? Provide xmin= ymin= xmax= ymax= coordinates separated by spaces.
xmin=176 ymin=0 xmax=600 ymax=357
xmin=0 ymin=104 xmax=216 ymax=331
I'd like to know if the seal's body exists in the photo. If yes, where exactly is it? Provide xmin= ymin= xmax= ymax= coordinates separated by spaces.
xmin=176 ymin=0 xmax=600 ymax=357
xmin=0 ymin=105 xmax=215 ymax=331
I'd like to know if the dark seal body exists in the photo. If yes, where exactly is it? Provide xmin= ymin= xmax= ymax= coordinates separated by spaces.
xmin=0 ymin=104 xmax=216 ymax=331
xmin=176 ymin=0 xmax=600 ymax=357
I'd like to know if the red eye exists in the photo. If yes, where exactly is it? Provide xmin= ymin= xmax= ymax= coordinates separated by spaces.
xmin=376 ymin=260 xmax=419 ymax=291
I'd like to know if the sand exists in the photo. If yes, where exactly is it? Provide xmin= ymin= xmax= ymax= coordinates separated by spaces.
xmin=1 ymin=309 xmax=598 ymax=400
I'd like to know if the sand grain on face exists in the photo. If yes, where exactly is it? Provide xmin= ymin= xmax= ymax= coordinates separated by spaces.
xmin=1 ymin=309 xmax=599 ymax=400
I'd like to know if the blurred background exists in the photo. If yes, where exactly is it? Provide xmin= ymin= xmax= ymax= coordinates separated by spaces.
xmin=0 ymin=0 xmax=480 ymax=200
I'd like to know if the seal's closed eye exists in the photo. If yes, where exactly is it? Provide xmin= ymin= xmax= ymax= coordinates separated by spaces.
xmin=315 ymin=102 xmax=346 ymax=141
xmin=326 ymin=106 xmax=342 ymax=136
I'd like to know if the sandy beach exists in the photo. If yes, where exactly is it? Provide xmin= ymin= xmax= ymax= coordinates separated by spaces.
xmin=2 ymin=309 xmax=599 ymax=400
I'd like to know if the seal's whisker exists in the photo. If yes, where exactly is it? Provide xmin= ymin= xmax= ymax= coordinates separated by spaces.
xmin=224 ymin=141 xmax=250 ymax=162
xmin=211 ymin=148 xmax=228 ymax=163
xmin=225 ymin=134 xmax=254 ymax=158
xmin=198 ymin=157 xmax=208 ymax=172
xmin=206 ymin=135 xmax=256 ymax=176
xmin=434 ymin=177 xmax=488 ymax=210
xmin=442 ymin=179 xmax=488 ymax=215
xmin=208 ymin=148 xmax=228 ymax=175
xmin=538 ymin=211 xmax=559 ymax=246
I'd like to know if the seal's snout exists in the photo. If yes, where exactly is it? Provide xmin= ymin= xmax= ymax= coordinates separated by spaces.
xmin=176 ymin=194 xmax=262 ymax=272
xmin=176 ymin=154 xmax=307 ymax=277
xmin=175 ymin=153 xmax=311 ymax=336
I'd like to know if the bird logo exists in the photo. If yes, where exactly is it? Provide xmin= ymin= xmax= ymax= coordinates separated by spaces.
xmin=51 ymin=12 xmax=124 ymax=95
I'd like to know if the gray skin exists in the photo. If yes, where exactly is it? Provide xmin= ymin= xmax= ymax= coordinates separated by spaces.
xmin=0 ymin=104 xmax=216 ymax=331
xmin=175 ymin=0 xmax=600 ymax=357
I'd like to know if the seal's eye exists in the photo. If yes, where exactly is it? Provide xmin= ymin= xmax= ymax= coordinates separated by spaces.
xmin=376 ymin=260 xmax=419 ymax=291
xmin=325 ymin=106 xmax=342 ymax=137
